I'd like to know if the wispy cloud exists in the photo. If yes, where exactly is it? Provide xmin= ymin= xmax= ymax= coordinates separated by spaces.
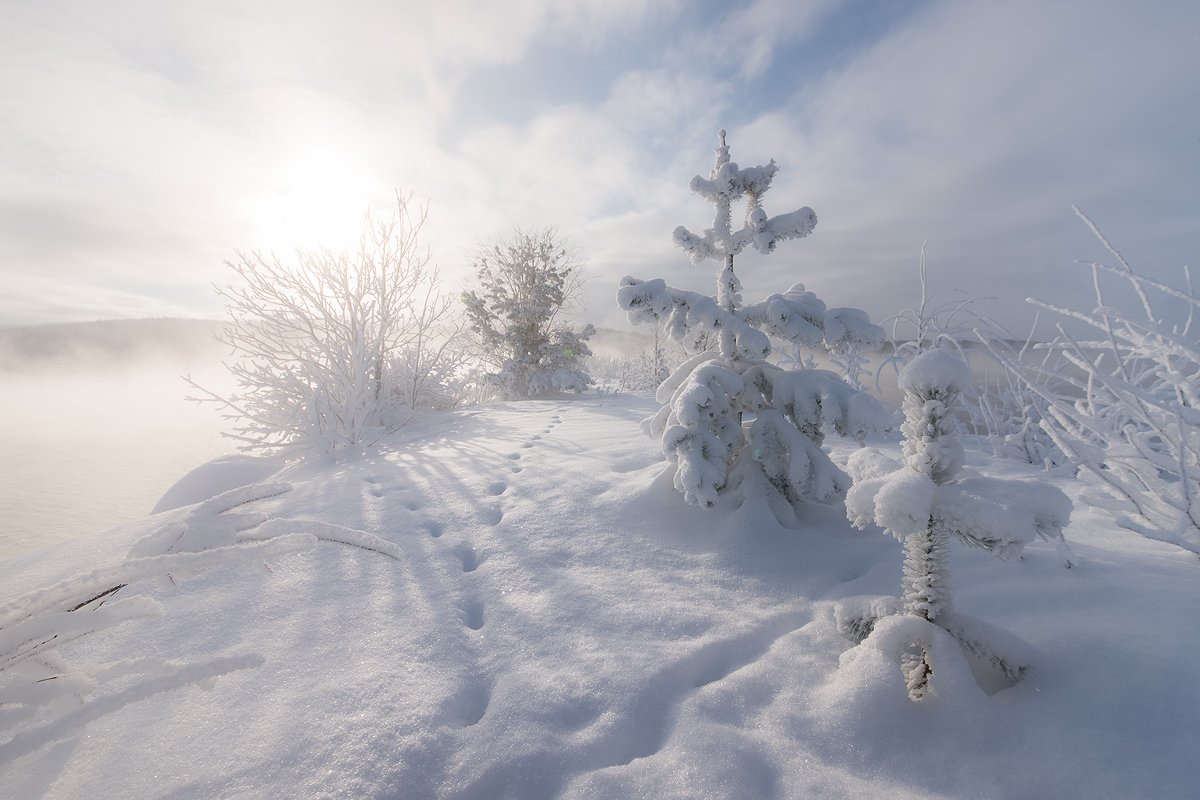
xmin=1 ymin=0 xmax=1196 ymax=332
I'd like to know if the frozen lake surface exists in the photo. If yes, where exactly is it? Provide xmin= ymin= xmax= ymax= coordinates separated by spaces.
xmin=0 ymin=367 xmax=233 ymax=559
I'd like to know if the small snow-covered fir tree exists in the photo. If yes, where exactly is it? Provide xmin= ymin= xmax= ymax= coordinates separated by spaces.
xmin=464 ymin=228 xmax=594 ymax=399
xmin=842 ymin=349 xmax=1073 ymax=700
xmin=618 ymin=130 xmax=892 ymax=522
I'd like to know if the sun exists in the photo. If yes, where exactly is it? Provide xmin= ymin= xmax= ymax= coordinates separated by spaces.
xmin=250 ymin=147 xmax=378 ymax=253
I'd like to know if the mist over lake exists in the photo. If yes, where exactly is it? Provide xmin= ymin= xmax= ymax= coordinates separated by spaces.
xmin=0 ymin=321 xmax=234 ymax=559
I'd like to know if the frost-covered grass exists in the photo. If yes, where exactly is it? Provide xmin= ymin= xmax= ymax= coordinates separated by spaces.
xmin=2 ymin=394 xmax=1199 ymax=798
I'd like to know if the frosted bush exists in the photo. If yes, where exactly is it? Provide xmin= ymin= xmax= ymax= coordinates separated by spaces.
xmin=190 ymin=193 xmax=465 ymax=457
xmin=990 ymin=208 xmax=1200 ymax=555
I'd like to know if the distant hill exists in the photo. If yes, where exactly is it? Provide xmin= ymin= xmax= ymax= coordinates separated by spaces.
xmin=0 ymin=318 xmax=229 ymax=372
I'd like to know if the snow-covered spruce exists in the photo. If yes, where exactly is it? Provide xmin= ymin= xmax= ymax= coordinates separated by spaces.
xmin=618 ymin=130 xmax=891 ymax=521
xmin=842 ymin=349 xmax=1072 ymax=700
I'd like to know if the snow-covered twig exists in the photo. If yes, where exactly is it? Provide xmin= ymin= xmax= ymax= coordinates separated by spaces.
xmin=994 ymin=209 xmax=1200 ymax=555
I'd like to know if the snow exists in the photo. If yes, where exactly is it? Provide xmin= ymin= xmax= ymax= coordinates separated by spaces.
xmin=3 ymin=394 xmax=1200 ymax=798
xmin=899 ymin=348 xmax=973 ymax=396
xmin=151 ymin=455 xmax=284 ymax=515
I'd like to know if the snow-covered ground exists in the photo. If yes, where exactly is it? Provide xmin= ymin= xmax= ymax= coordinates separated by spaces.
xmin=3 ymin=394 xmax=1199 ymax=798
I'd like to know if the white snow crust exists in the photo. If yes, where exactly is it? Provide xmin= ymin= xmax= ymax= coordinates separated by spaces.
xmin=3 ymin=395 xmax=1199 ymax=799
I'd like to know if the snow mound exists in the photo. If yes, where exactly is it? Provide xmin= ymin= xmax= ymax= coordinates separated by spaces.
xmin=151 ymin=455 xmax=284 ymax=514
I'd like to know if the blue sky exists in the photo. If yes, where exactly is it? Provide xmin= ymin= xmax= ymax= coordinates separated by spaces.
xmin=2 ymin=0 xmax=1197 ymax=335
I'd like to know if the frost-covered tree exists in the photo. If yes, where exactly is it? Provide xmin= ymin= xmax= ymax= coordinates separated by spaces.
xmin=190 ymin=193 xmax=465 ymax=457
xmin=841 ymin=349 xmax=1072 ymax=700
xmin=878 ymin=247 xmax=1066 ymax=468
xmin=618 ymin=130 xmax=891 ymax=522
xmin=463 ymin=228 xmax=594 ymax=399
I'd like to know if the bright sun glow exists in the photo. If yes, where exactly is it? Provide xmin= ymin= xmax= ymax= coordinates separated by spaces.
xmin=250 ymin=147 xmax=379 ymax=253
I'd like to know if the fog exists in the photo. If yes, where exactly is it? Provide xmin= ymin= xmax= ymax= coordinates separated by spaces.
xmin=0 ymin=319 xmax=1055 ymax=561
xmin=0 ymin=321 xmax=235 ymax=559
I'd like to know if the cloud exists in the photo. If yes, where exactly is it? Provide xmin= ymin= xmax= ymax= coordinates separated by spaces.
xmin=0 ymin=0 xmax=680 ymax=325
xmin=719 ymin=0 xmax=1200 ymax=333
xmin=1 ymin=0 xmax=1196 ymax=336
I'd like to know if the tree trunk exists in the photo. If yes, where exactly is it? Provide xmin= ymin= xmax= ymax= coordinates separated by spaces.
xmin=902 ymin=516 xmax=951 ymax=622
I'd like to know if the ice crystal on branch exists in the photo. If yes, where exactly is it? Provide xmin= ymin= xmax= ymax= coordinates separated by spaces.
xmin=618 ymin=130 xmax=889 ymax=522
xmin=988 ymin=207 xmax=1200 ymax=555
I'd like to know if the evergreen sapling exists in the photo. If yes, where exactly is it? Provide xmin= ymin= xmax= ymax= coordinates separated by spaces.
xmin=841 ymin=349 xmax=1073 ymax=700
xmin=618 ymin=130 xmax=892 ymax=522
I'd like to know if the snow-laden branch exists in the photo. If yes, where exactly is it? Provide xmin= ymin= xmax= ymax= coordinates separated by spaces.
xmin=993 ymin=211 xmax=1200 ymax=554
xmin=673 ymin=131 xmax=816 ymax=267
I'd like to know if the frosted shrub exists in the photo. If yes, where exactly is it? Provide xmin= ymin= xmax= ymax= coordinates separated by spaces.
xmin=191 ymin=193 xmax=465 ymax=457
xmin=991 ymin=208 xmax=1200 ymax=556
xmin=590 ymin=354 xmax=668 ymax=393
xmin=618 ymin=130 xmax=892 ymax=522
xmin=463 ymin=228 xmax=595 ymax=399
xmin=842 ymin=350 xmax=1072 ymax=700
xmin=975 ymin=371 xmax=1064 ymax=469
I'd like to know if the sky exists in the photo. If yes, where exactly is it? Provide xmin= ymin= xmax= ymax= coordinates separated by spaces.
xmin=2 ymin=0 xmax=1198 ymax=336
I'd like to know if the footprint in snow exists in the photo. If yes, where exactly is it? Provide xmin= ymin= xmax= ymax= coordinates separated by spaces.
xmin=486 ymin=481 xmax=508 ymax=496
xmin=455 ymin=543 xmax=479 ymax=572
xmin=478 ymin=506 xmax=503 ymax=526
xmin=452 ymin=680 xmax=491 ymax=727
xmin=424 ymin=520 xmax=445 ymax=538
xmin=460 ymin=598 xmax=485 ymax=631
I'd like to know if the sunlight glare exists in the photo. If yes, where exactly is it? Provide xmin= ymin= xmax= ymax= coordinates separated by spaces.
xmin=250 ymin=147 xmax=377 ymax=254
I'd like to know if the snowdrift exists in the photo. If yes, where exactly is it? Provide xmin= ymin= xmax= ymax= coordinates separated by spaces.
xmin=3 ymin=395 xmax=1198 ymax=799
